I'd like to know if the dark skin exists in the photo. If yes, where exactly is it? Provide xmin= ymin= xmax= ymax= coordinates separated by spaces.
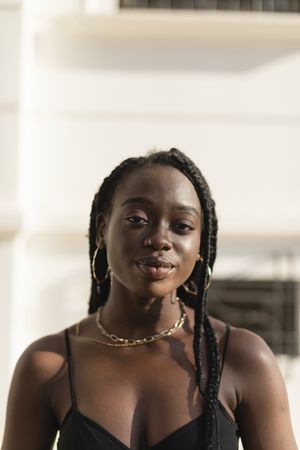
xmin=1 ymin=166 xmax=297 ymax=450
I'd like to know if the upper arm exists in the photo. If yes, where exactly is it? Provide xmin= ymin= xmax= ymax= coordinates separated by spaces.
xmin=1 ymin=336 xmax=65 ymax=450
xmin=230 ymin=328 xmax=298 ymax=450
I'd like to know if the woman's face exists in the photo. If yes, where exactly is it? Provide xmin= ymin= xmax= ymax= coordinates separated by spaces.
xmin=98 ymin=165 xmax=202 ymax=299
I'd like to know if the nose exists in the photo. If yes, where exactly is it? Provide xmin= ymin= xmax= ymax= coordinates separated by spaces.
xmin=145 ymin=223 xmax=173 ymax=251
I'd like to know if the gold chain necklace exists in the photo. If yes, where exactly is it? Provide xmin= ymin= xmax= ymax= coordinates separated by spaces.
xmin=94 ymin=298 xmax=187 ymax=347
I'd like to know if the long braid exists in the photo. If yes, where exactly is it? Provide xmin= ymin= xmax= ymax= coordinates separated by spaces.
xmin=202 ymin=200 xmax=220 ymax=449
xmin=87 ymin=148 xmax=220 ymax=448
xmin=88 ymin=196 xmax=110 ymax=313
xmin=164 ymin=151 xmax=220 ymax=440
xmin=88 ymin=198 xmax=98 ymax=314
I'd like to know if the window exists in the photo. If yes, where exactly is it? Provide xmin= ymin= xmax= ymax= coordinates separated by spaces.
xmin=120 ymin=1 xmax=300 ymax=12
xmin=208 ymin=279 xmax=299 ymax=356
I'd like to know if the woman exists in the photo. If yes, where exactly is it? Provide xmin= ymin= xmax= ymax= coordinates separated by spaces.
xmin=2 ymin=148 xmax=297 ymax=450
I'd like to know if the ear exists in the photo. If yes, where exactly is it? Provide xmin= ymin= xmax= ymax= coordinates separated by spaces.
xmin=95 ymin=212 xmax=108 ymax=248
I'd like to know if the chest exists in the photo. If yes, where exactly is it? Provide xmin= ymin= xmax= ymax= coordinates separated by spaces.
xmin=54 ymin=338 xmax=207 ymax=449
xmin=73 ymin=340 xmax=201 ymax=410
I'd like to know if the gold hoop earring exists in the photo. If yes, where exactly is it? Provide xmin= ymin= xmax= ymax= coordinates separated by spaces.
xmin=182 ymin=266 xmax=212 ymax=296
xmin=92 ymin=247 xmax=110 ymax=284
xmin=182 ymin=280 xmax=198 ymax=296
xmin=205 ymin=266 xmax=212 ymax=290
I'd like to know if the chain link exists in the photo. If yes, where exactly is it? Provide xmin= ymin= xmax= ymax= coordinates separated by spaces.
xmin=94 ymin=298 xmax=187 ymax=347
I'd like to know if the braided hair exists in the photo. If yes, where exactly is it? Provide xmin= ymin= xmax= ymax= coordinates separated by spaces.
xmin=88 ymin=148 xmax=220 ymax=449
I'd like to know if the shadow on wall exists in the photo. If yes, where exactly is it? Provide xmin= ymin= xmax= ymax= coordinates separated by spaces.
xmin=31 ymin=265 xmax=89 ymax=336
xmin=35 ymin=30 xmax=300 ymax=72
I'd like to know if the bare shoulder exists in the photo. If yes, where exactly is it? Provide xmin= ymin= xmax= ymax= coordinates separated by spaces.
xmin=210 ymin=316 xmax=275 ymax=367
xmin=210 ymin=320 xmax=298 ymax=449
xmin=2 ymin=331 xmax=73 ymax=450
xmin=221 ymin=325 xmax=286 ymax=408
xmin=227 ymin=326 xmax=276 ymax=369
xmin=15 ymin=331 xmax=67 ymax=384
xmin=209 ymin=317 xmax=281 ymax=398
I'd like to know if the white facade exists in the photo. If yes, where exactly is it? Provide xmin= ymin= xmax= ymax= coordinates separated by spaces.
xmin=0 ymin=0 xmax=21 ymax=437
xmin=1 ymin=0 xmax=300 ymax=446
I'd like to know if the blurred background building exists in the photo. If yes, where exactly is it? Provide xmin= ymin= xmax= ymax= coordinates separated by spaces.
xmin=0 ymin=0 xmax=300 ymax=447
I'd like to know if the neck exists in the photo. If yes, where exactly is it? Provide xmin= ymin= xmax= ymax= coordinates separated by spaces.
xmin=100 ymin=282 xmax=183 ymax=340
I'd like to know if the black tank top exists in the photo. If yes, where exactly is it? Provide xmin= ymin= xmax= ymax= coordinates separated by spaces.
xmin=57 ymin=326 xmax=239 ymax=450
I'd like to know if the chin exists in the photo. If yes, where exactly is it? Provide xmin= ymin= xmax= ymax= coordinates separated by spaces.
xmin=132 ymin=282 xmax=176 ymax=300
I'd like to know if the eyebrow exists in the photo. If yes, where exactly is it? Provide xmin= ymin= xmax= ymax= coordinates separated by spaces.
xmin=121 ymin=197 xmax=201 ymax=218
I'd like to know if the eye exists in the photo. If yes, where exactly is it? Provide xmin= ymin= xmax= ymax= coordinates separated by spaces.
xmin=173 ymin=222 xmax=195 ymax=232
xmin=126 ymin=216 xmax=149 ymax=225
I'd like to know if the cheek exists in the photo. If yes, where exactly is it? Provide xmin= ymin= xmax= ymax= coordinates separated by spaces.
xmin=181 ymin=235 xmax=200 ymax=258
xmin=177 ymin=238 xmax=200 ymax=274
xmin=106 ymin=228 xmax=134 ymax=276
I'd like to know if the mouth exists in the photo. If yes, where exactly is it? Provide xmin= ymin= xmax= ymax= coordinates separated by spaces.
xmin=136 ymin=257 xmax=175 ymax=280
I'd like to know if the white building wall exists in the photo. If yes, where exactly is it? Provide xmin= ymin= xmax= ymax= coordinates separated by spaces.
xmin=1 ymin=0 xmax=300 ymax=445
xmin=0 ymin=0 xmax=21 ymax=438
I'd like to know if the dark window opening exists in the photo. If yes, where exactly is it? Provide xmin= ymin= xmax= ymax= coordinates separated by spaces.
xmin=208 ymin=279 xmax=299 ymax=356
xmin=120 ymin=1 xmax=300 ymax=12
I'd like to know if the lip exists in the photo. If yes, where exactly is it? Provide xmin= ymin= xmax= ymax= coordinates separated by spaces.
xmin=137 ymin=256 xmax=175 ymax=268
xmin=136 ymin=256 xmax=175 ymax=280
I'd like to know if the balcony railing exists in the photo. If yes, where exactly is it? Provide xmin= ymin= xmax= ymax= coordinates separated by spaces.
xmin=120 ymin=0 xmax=300 ymax=12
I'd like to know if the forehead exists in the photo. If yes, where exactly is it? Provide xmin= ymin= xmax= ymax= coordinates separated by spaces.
xmin=112 ymin=165 xmax=201 ymax=212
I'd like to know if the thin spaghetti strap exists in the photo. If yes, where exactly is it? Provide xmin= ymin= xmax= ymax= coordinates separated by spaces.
xmin=64 ymin=329 xmax=77 ymax=408
xmin=220 ymin=324 xmax=231 ymax=379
